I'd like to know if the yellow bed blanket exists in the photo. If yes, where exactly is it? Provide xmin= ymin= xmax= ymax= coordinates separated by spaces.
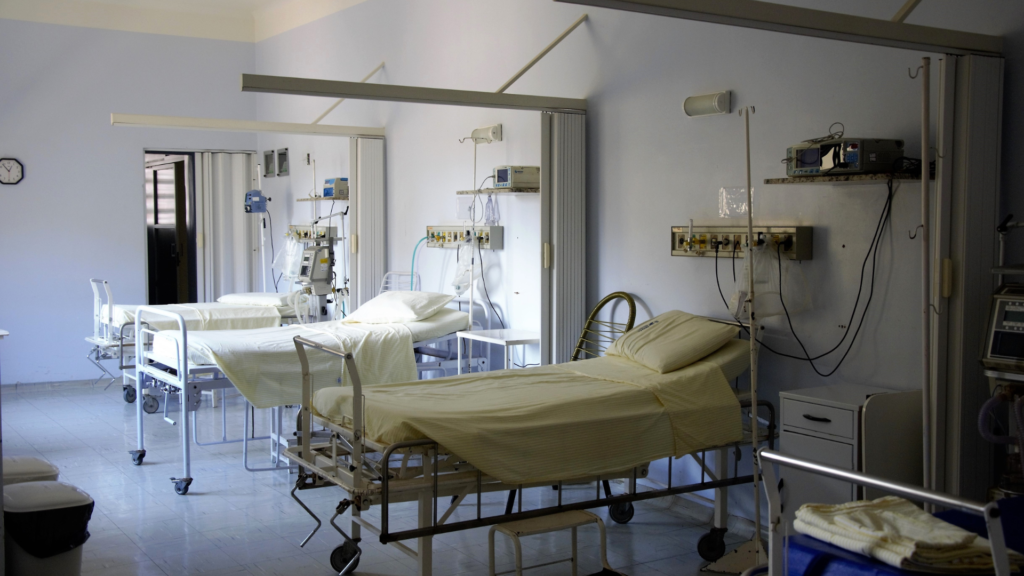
xmin=312 ymin=339 xmax=747 ymax=485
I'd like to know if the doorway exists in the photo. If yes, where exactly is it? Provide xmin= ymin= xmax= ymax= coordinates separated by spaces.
xmin=145 ymin=153 xmax=197 ymax=304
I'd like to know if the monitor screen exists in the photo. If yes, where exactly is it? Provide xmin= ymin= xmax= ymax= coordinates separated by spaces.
xmin=496 ymin=169 xmax=509 ymax=184
xmin=992 ymin=330 xmax=1024 ymax=359
xmin=795 ymin=148 xmax=821 ymax=169
xmin=1004 ymin=310 xmax=1024 ymax=324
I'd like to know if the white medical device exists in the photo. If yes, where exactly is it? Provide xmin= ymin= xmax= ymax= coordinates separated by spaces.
xmin=786 ymin=138 xmax=905 ymax=177
xmin=298 ymin=245 xmax=334 ymax=296
xmin=982 ymin=284 xmax=1024 ymax=375
xmin=493 ymin=166 xmax=540 ymax=189
xmin=323 ymin=178 xmax=348 ymax=198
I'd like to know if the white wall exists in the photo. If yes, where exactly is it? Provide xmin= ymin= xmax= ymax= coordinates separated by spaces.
xmin=0 ymin=19 xmax=257 ymax=383
xmin=249 ymin=0 xmax=952 ymax=520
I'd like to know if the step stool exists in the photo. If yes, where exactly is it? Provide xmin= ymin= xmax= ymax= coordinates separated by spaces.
xmin=488 ymin=510 xmax=624 ymax=576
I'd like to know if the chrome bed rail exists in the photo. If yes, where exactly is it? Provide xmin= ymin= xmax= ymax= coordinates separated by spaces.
xmin=757 ymin=448 xmax=1012 ymax=576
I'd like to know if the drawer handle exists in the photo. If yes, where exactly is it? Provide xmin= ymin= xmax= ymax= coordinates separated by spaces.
xmin=803 ymin=414 xmax=832 ymax=423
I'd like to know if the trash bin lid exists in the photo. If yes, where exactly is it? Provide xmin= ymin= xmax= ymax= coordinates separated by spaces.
xmin=4 ymin=481 xmax=92 ymax=513
xmin=3 ymin=457 xmax=59 ymax=485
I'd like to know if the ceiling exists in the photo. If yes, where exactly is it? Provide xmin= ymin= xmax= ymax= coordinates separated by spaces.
xmin=74 ymin=0 xmax=282 ymax=18
xmin=0 ymin=0 xmax=369 ymax=42
xmin=0 ymin=0 xmax=1020 ymax=44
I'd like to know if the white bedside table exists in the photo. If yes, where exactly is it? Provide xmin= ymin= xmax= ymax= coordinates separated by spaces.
xmin=456 ymin=329 xmax=541 ymax=374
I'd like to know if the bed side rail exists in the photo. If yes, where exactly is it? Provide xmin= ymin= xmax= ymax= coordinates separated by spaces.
xmin=90 ymin=278 xmax=114 ymax=340
xmin=757 ymin=448 xmax=1011 ymax=576
xmin=293 ymin=336 xmax=364 ymax=492
xmin=134 ymin=306 xmax=188 ymax=380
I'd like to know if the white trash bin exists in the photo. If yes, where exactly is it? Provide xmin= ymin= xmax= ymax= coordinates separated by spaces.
xmin=4 ymin=481 xmax=93 ymax=576
xmin=3 ymin=457 xmax=59 ymax=485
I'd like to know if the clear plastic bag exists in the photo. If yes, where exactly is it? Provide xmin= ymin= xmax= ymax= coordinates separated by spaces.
xmin=730 ymin=241 xmax=810 ymax=320
xmin=451 ymin=244 xmax=481 ymax=296
xmin=719 ymin=187 xmax=753 ymax=218
xmin=272 ymin=237 xmax=305 ymax=281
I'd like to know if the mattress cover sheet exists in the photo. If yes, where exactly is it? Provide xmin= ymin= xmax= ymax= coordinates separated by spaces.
xmin=151 ymin=321 xmax=419 ymax=409
xmin=312 ymin=339 xmax=748 ymax=485
xmin=406 ymin=308 xmax=469 ymax=342
xmin=101 ymin=303 xmax=282 ymax=331
xmin=150 ymin=308 xmax=470 ymax=371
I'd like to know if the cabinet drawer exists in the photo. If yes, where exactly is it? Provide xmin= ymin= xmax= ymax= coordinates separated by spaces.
xmin=782 ymin=398 xmax=855 ymax=439
xmin=781 ymin=431 xmax=855 ymax=523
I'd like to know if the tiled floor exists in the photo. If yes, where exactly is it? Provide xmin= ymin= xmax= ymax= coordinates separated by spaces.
xmin=2 ymin=381 xmax=752 ymax=575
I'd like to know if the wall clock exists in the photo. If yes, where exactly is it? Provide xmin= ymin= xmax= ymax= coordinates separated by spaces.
xmin=0 ymin=158 xmax=23 ymax=185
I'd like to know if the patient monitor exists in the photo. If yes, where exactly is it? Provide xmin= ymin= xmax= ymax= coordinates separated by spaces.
xmin=298 ymin=245 xmax=333 ymax=295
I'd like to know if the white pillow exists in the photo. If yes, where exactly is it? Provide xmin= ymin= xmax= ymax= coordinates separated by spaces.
xmin=217 ymin=292 xmax=303 ymax=307
xmin=606 ymin=310 xmax=739 ymax=373
xmin=344 ymin=291 xmax=454 ymax=324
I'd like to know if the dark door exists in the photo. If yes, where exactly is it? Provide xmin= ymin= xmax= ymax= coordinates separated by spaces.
xmin=146 ymin=156 xmax=196 ymax=304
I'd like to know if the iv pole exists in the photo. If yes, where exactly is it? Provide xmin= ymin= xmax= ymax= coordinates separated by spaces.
xmin=743 ymin=105 xmax=764 ymax=564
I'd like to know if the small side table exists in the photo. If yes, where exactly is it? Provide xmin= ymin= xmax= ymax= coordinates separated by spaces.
xmin=456 ymin=329 xmax=540 ymax=374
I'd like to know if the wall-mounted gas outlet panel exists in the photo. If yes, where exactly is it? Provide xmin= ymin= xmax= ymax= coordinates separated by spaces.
xmin=426 ymin=226 xmax=503 ymax=250
xmin=671 ymin=225 xmax=813 ymax=260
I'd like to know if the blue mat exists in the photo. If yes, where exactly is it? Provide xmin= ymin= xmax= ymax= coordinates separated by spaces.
xmin=785 ymin=497 xmax=1023 ymax=576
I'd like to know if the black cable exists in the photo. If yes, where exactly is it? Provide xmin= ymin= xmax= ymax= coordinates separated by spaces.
xmin=712 ymin=177 xmax=896 ymax=367
xmin=731 ymin=246 xmax=737 ymax=283
xmin=476 ymin=240 xmax=506 ymax=329
xmin=775 ymin=178 xmax=895 ymax=376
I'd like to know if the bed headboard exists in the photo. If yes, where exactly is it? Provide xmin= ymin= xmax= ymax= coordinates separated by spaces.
xmin=378 ymin=271 xmax=421 ymax=294
xmin=571 ymin=292 xmax=637 ymax=361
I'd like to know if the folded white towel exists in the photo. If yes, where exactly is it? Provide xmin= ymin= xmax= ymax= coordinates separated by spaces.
xmin=795 ymin=496 xmax=1023 ymax=573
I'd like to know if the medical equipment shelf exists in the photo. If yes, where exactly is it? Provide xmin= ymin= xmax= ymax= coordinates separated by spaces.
xmin=762 ymin=173 xmax=930 ymax=185
xmin=297 ymin=195 xmax=349 ymax=202
xmin=456 ymin=187 xmax=539 ymax=195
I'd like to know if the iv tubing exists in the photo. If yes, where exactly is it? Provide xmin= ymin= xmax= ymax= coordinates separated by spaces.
xmin=411 ymin=237 xmax=428 ymax=290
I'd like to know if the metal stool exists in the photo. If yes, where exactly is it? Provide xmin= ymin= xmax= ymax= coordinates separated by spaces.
xmin=488 ymin=510 xmax=623 ymax=576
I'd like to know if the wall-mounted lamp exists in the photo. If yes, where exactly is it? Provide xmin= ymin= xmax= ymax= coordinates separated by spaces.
xmin=682 ymin=91 xmax=731 ymax=117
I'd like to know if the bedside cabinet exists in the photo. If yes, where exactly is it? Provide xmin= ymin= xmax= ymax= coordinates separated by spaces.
xmin=779 ymin=384 xmax=921 ymax=524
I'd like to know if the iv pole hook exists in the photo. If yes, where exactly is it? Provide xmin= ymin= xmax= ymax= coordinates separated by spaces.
xmin=909 ymin=66 xmax=923 ymax=79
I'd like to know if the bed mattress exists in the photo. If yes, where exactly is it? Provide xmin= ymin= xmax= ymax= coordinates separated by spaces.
xmin=148 ymin=308 xmax=472 ymax=408
xmin=150 ymin=308 xmax=470 ymax=368
xmin=311 ymin=338 xmax=749 ymax=485
xmin=102 ymin=302 xmax=285 ymax=331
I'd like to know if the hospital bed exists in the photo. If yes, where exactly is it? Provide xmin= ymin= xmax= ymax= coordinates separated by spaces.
xmin=753 ymin=449 xmax=1018 ymax=576
xmin=85 ymin=278 xmax=307 ymax=407
xmin=283 ymin=329 xmax=776 ymax=575
xmin=128 ymin=294 xmax=484 ymax=495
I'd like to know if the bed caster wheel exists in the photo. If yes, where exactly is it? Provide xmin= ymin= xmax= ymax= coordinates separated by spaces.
xmin=129 ymin=450 xmax=145 ymax=466
xmin=330 ymin=541 xmax=361 ymax=574
xmin=172 ymin=478 xmax=192 ymax=495
xmin=608 ymin=502 xmax=634 ymax=524
xmin=142 ymin=395 xmax=159 ymax=414
xmin=123 ymin=386 xmax=136 ymax=403
xmin=698 ymin=528 xmax=728 ymax=561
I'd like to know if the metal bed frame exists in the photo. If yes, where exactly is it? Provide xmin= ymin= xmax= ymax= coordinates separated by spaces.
xmin=286 ymin=334 xmax=776 ymax=575
xmin=87 ymin=278 xmax=305 ymax=412
xmin=86 ymin=279 xmax=138 ymax=398
xmin=128 ymin=304 xmax=487 ymax=495
xmin=754 ymin=449 xmax=1013 ymax=576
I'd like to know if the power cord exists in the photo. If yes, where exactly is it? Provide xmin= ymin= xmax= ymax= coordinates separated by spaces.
xmin=476 ymin=241 xmax=505 ymax=329
xmin=774 ymin=177 xmax=896 ymax=376
xmin=712 ymin=176 xmax=896 ymax=369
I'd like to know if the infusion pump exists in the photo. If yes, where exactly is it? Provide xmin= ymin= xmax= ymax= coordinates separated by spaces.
xmin=982 ymin=284 xmax=1024 ymax=375
xmin=298 ymin=245 xmax=333 ymax=295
